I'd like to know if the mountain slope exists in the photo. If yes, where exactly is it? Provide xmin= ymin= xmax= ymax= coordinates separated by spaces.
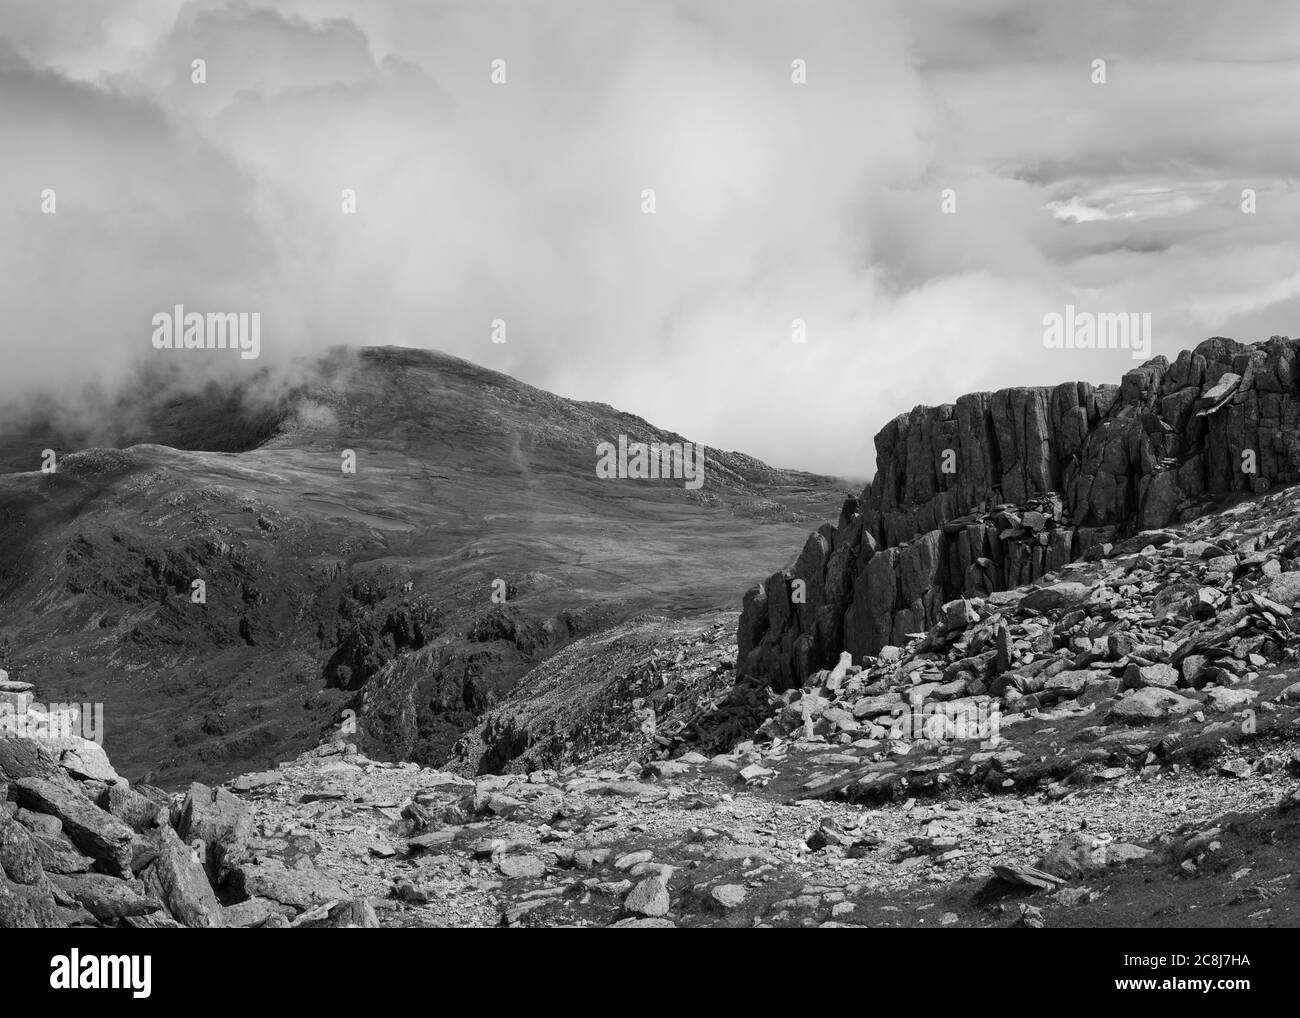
xmin=0 ymin=346 xmax=845 ymax=784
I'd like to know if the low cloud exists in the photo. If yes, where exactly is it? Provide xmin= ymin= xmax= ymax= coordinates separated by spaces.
xmin=2 ymin=0 xmax=1298 ymax=477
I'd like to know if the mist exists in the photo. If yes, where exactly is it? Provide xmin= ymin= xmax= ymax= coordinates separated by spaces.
xmin=3 ymin=0 xmax=1299 ymax=476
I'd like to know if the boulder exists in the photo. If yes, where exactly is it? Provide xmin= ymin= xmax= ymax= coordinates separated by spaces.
xmin=0 ymin=811 xmax=59 ymax=928
xmin=48 ymin=873 xmax=162 ymax=922
xmin=624 ymin=874 xmax=670 ymax=917
xmin=14 ymin=777 xmax=133 ymax=877
xmin=228 ymin=857 xmax=346 ymax=913
xmin=139 ymin=825 xmax=225 ymax=928
xmin=177 ymin=782 xmax=251 ymax=885
xmin=1107 ymin=687 xmax=1200 ymax=723
xmin=1020 ymin=583 xmax=1096 ymax=614
xmin=1122 ymin=663 xmax=1180 ymax=690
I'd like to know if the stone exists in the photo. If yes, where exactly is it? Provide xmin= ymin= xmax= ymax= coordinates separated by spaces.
xmin=1123 ymin=663 xmax=1179 ymax=690
xmin=0 ymin=738 xmax=67 ymax=784
xmin=573 ymin=849 xmax=612 ymax=869
xmin=1020 ymin=583 xmax=1095 ymax=613
xmin=737 ymin=764 xmax=776 ymax=785
xmin=1205 ymin=687 xmax=1257 ymax=711
xmin=1040 ymin=832 xmax=1153 ymax=878
xmin=0 ymin=815 xmax=59 ymax=928
xmin=139 ymin=825 xmax=225 ymax=928
xmin=942 ymin=598 xmax=978 ymax=629
xmin=48 ymin=873 xmax=162 ymax=922
xmin=498 ymin=855 xmax=547 ymax=879
xmin=1105 ymin=843 xmax=1153 ymax=866
xmin=1107 ymin=687 xmax=1200 ymax=723
xmin=33 ymin=738 xmax=118 ymax=783
xmin=99 ymin=784 xmax=162 ymax=834
xmin=0 ymin=670 xmax=35 ymax=693
xmin=16 ymin=808 xmax=61 ymax=837
xmin=406 ymin=830 xmax=456 ymax=851
xmin=614 ymin=850 xmax=653 ymax=870
xmin=228 ymin=771 xmax=281 ymax=793
xmin=1266 ymin=572 xmax=1300 ymax=606
xmin=1040 ymin=832 xmax=1108 ymax=878
xmin=1277 ymin=682 xmax=1300 ymax=704
xmin=14 ymin=777 xmax=133 ymax=877
xmin=228 ymin=856 xmax=345 ymax=914
xmin=223 ymin=896 xmax=288 ymax=928
xmin=609 ymin=916 xmax=676 ymax=928
xmin=293 ymin=898 xmax=380 ymax=929
xmin=177 ymin=782 xmax=252 ymax=885
xmin=1043 ymin=670 xmax=1092 ymax=700
xmin=852 ymin=694 xmax=900 ymax=719
xmin=624 ymin=874 xmax=670 ymax=917
xmin=1 ymin=809 xmax=55 ymax=891
xmin=710 ymin=884 xmax=747 ymax=910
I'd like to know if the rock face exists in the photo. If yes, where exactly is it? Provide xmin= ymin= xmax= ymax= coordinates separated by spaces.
xmin=740 ymin=336 xmax=1300 ymax=687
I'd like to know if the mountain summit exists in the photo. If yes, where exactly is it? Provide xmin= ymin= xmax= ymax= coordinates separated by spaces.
xmin=0 ymin=347 xmax=842 ymax=783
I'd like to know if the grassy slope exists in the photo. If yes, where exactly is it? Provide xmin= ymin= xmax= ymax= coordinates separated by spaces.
xmin=0 ymin=346 xmax=846 ymax=785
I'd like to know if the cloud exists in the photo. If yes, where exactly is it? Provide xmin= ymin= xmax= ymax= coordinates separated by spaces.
xmin=1 ymin=0 xmax=1298 ymax=478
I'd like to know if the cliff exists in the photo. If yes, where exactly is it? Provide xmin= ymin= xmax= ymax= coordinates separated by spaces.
xmin=738 ymin=334 xmax=1300 ymax=687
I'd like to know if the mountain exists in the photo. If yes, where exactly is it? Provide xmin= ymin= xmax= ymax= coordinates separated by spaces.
xmin=0 ymin=346 xmax=845 ymax=785
xmin=6 ymin=457 xmax=1300 ymax=930
xmin=739 ymin=334 xmax=1300 ymax=690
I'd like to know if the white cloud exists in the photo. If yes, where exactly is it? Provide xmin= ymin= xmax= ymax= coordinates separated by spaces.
xmin=2 ymin=0 xmax=1298 ymax=478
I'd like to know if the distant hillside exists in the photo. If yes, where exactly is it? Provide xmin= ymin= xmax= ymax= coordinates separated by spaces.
xmin=0 ymin=346 xmax=845 ymax=785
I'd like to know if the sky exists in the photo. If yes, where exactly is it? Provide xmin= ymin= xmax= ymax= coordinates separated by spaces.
xmin=2 ymin=0 xmax=1299 ymax=478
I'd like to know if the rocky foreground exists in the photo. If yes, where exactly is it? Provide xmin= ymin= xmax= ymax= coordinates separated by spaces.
xmin=7 ymin=479 xmax=1300 ymax=928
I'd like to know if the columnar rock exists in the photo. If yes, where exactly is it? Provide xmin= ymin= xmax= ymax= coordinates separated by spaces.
xmin=740 ymin=335 xmax=1300 ymax=686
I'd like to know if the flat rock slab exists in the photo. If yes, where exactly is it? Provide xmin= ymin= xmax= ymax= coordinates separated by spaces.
xmin=498 ymin=855 xmax=547 ymax=879
xmin=230 ymin=857 xmax=347 ymax=912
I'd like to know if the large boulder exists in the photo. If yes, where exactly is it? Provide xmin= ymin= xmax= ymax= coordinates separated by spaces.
xmin=0 ymin=812 xmax=59 ymax=928
xmin=228 ymin=857 xmax=347 ymax=913
xmin=176 ymin=782 xmax=252 ymax=885
xmin=139 ymin=825 xmax=225 ymax=929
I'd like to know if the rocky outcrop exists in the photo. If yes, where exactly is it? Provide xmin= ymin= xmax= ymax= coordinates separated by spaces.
xmin=0 ymin=677 xmax=375 ymax=929
xmin=741 ymin=336 xmax=1300 ymax=687
xmin=449 ymin=614 xmax=739 ymax=776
